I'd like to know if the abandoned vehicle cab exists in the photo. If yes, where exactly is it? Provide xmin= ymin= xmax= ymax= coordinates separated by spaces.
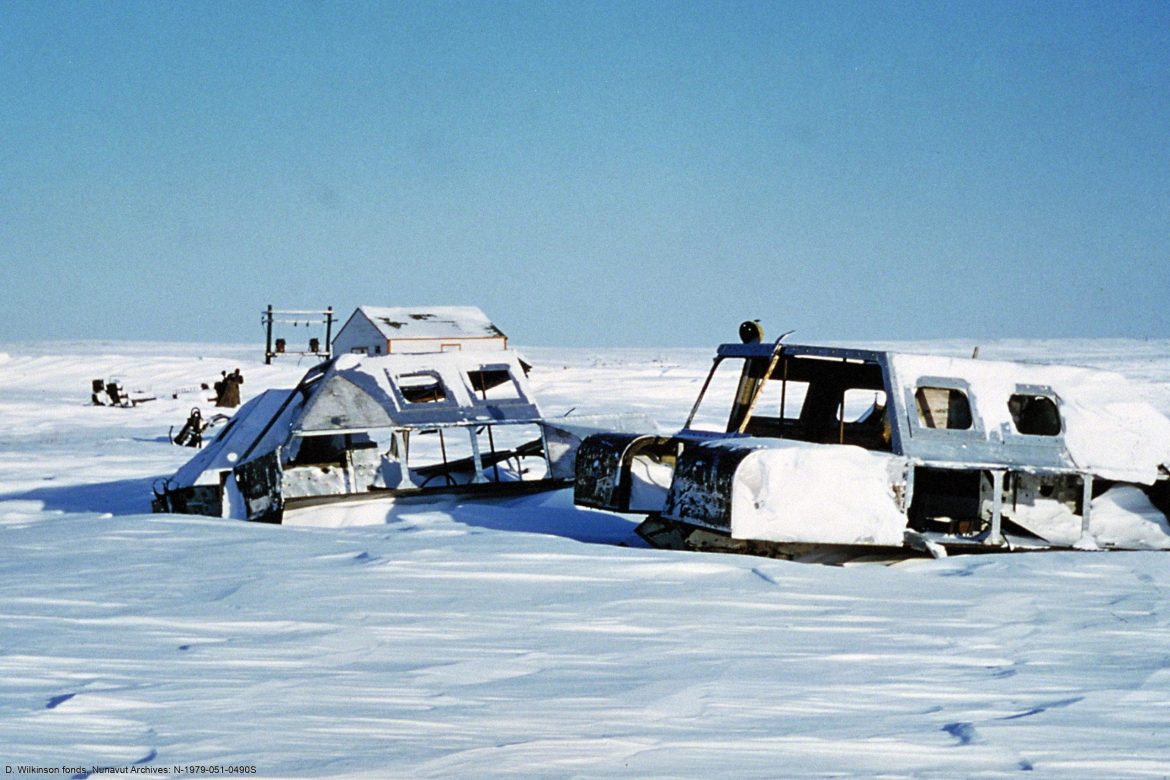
xmin=575 ymin=324 xmax=1170 ymax=558
xmin=153 ymin=306 xmax=599 ymax=524
xmin=153 ymin=350 xmax=566 ymax=522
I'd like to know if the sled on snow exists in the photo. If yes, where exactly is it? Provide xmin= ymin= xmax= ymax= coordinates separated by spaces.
xmin=574 ymin=323 xmax=1170 ymax=561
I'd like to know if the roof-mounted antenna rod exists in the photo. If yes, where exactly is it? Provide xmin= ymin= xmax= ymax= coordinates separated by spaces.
xmin=736 ymin=339 xmax=786 ymax=434
xmin=972 ymin=346 xmax=981 ymax=359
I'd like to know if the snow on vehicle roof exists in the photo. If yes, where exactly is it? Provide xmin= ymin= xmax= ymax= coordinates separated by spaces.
xmin=291 ymin=349 xmax=541 ymax=433
xmin=356 ymin=305 xmax=506 ymax=342
xmin=166 ymin=349 xmax=543 ymax=491
xmin=890 ymin=352 xmax=1170 ymax=484
xmin=171 ymin=388 xmax=303 ymax=487
xmin=715 ymin=340 xmax=1170 ymax=483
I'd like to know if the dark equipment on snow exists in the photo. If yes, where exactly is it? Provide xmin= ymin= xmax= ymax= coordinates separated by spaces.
xmin=91 ymin=378 xmax=155 ymax=407
xmin=169 ymin=407 xmax=230 ymax=448
xmin=213 ymin=369 xmax=244 ymax=408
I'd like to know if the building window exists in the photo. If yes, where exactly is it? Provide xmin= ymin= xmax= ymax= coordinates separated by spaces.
xmin=915 ymin=386 xmax=973 ymax=430
xmin=1009 ymin=393 xmax=1061 ymax=436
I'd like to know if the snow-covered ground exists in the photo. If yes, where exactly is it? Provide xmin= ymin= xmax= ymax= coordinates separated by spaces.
xmin=2 ymin=339 xmax=1170 ymax=777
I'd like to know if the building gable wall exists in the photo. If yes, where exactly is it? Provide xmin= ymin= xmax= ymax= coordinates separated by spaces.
xmin=332 ymin=312 xmax=387 ymax=356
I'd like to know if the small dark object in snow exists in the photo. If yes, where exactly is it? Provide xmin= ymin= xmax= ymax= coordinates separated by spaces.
xmin=91 ymin=378 xmax=155 ymax=407
xmin=170 ymin=407 xmax=230 ymax=448
xmin=942 ymin=722 xmax=980 ymax=745
xmin=172 ymin=408 xmax=206 ymax=448
xmin=46 ymin=692 xmax=76 ymax=709
xmin=133 ymin=750 xmax=158 ymax=765
xmin=214 ymin=368 xmax=244 ymax=408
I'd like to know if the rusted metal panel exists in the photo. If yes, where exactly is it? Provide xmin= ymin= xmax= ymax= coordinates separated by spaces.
xmin=661 ymin=440 xmax=764 ymax=532
xmin=233 ymin=449 xmax=284 ymax=523
xmin=152 ymin=484 xmax=223 ymax=517
xmin=574 ymin=432 xmax=642 ymax=510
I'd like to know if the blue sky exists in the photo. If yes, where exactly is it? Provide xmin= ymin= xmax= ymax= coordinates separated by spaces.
xmin=3 ymin=1 xmax=1168 ymax=347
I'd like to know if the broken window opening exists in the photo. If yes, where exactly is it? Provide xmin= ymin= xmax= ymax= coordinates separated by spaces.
xmin=907 ymin=467 xmax=987 ymax=536
xmin=832 ymin=388 xmax=891 ymax=449
xmin=396 ymin=371 xmax=449 ymax=404
xmin=1009 ymin=393 xmax=1061 ymax=436
xmin=738 ymin=376 xmax=811 ymax=437
xmin=840 ymin=389 xmax=887 ymax=424
xmin=685 ymin=357 xmax=750 ymax=433
xmin=286 ymin=432 xmax=373 ymax=467
xmin=754 ymin=377 xmax=811 ymax=422
xmin=403 ymin=427 xmax=478 ymax=488
xmin=467 ymin=366 xmax=522 ymax=401
xmin=915 ymin=386 xmax=973 ymax=430
xmin=478 ymin=423 xmax=548 ymax=482
xmin=735 ymin=356 xmax=888 ymax=448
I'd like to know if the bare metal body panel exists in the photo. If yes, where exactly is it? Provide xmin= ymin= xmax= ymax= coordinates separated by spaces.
xmin=155 ymin=346 xmax=619 ymax=523
xmin=574 ymin=334 xmax=1170 ymax=557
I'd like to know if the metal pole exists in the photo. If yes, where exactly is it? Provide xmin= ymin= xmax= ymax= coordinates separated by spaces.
xmin=778 ymin=358 xmax=788 ymax=438
xmin=838 ymin=389 xmax=845 ymax=444
xmin=468 ymin=428 xmax=486 ymax=484
xmin=325 ymin=306 xmax=333 ymax=357
xmin=737 ymin=338 xmax=786 ymax=435
xmin=264 ymin=304 xmax=273 ymax=365
xmin=1080 ymin=473 xmax=1094 ymax=539
xmin=487 ymin=424 xmax=500 ymax=482
xmin=683 ymin=357 xmax=721 ymax=430
xmin=988 ymin=470 xmax=1005 ymax=545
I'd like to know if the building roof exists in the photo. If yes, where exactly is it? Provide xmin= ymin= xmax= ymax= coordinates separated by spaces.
xmin=354 ymin=306 xmax=506 ymax=342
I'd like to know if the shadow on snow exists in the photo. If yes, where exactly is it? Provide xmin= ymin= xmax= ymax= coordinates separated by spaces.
xmin=0 ymin=477 xmax=646 ymax=549
xmin=0 ymin=476 xmax=157 ymax=516
xmin=444 ymin=489 xmax=646 ymax=547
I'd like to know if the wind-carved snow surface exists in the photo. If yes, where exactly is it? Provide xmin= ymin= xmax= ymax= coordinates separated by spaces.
xmin=2 ymin=340 xmax=1170 ymax=776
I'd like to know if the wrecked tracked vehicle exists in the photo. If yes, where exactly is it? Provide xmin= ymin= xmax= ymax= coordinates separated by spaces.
xmin=575 ymin=325 xmax=1170 ymax=558
xmin=153 ymin=348 xmax=616 ymax=523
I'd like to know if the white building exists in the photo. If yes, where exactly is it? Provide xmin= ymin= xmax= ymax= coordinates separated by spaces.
xmin=332 ymin=306 xmax=508 ymax=356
